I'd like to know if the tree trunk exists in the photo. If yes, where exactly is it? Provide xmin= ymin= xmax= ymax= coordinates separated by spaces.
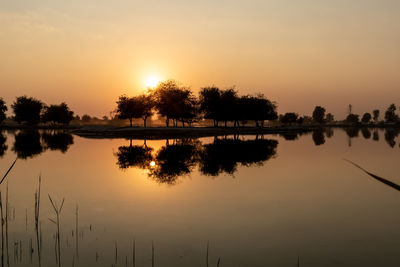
xmin=255 ymin=120 xmax=259 ymax=128
xmin=143 ymin=118 xmax=147 ymax=128
xmin=129 ymin=118 xmax=133 ymax=127
xmin=182 ymin=120 xmax=185 ymax=128
xmin=166 ymin=117 xmax=169 ymax=127
xmin=224 ymin=121 xmax=227 ymax=128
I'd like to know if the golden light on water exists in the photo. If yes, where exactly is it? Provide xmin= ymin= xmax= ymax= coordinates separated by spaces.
xmin=145 ymin=75 xmax=160 ymax=88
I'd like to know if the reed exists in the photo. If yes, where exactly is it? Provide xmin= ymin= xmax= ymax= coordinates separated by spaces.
xmin=48 ymin=194 xmax=64 ymax=267
xmin=34 ymin=175 xmax=42 ymax=267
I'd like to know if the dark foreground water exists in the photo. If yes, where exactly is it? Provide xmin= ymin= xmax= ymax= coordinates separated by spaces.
xmin=0 ymin=128 xmax=399 ymax=267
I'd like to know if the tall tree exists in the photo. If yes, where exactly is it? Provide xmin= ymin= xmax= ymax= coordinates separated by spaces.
xmin=12 ymin=96 xmax=43 ymax=125
xmin=372 ymin=109 xmax=380 ymax=123
xmin=0 ymin=98 xmax=7 ymax=125
xmin=361 ymin=113 xmax=371 ymax=124
xmin=42 ymin=103 xmax=74 ymax=125
xmin=312 ymin=106 xmax=326 ymax=123
xmin=199 ymin=87 xmax=221 ymax=127
xmin=384 ymin=104 xmax=398 ymax=123
xmin=116 ymin=95 xmax=142 ymax=127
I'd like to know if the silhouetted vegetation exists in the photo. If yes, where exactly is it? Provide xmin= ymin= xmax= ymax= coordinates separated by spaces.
xmin=41 ymin=131 xmax=74 ymax=153
xmin=114 ymin=137 xmax=278 ymax=183
xmin=0 ymin=132 xmax=7 ymax=157
xmin=384 ymin=129 xmax=398 ymax=148
xmin=345 ymin=114 xmax=359 ymax=124
xmin=42 ymin=103 xmax=74 ymax=125
xmin=198 ymin=138 xmax=278 ymax=176
xmin=115 ymin=142 xmax=153 ymax=169
xmin=12 ymin=96 xmax=43 ymax=125
xmin=384 ymin=104 xmax=399 ymax=123
xmin=361 ymin=128 xmax=371 ymax=139
xmin=151 ymin=80 xmax=198 ymax=127
xmin=312 ymin=130 xmax=325 ymax=146
xmin=373 ymin=109 xmax=380 ymax=123
xmin=148 ymin=139 xmax=200 ymax=184
xmin=116 ymin=94 xmax=155 ymax=127
xmin=361 ymin=113 xmax=371 ymax=124
xmin=345 ymin=127 xmax=359 ymax=138
xmin=312 ymin=106 xmax=326 ymax=124
xmin=0 ymin=98 xmax=7 ymax=125
xmin=280 ymin=113 xmax=298 ymax=125
xmin=12 ymin=131 xmax=43 ymax=159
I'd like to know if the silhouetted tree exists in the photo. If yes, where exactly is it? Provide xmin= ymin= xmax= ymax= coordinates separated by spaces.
xmin=325 ymin=113 xmax=334 ymax=123
xmin=373 ymin=109 xmax=380 ymax=123
xmin=12 ymin=131 xmax=43 ymax=159
xmin=312 ymin=106 xmax=326 ymax=124
xmin=219 ymin=89 xmax=239 ymax=127
xmin=81 ymin=114 xmax=91 ymax=122
xmin=42 ymin=131 xmax=74 ymax=153
xmin=152 ymin=80 xmax=197 ymax=127
xmin=116 ymin=95 xmax=142 ymax=127
xmin=239 ymin=94 xmax=277 ymax=127
xmin=312 ymin=130 xmax=325 ymax=146
xmin=361 ymin=113 xmax=371 ymax=124
xmin=42 ymin=103 xmax=74 ymax=125
xmin=0 ymin=98 xmax=7 ymax=125
xmin=384 ymin=104 xmax=398 ymax=123
xmin=12 ymin=96 xmax=43 ymax=125
xmin=361 ymin=128 xmax=371 ymax=139
xmin=199 ymin=87 xmax=221 ymax=126
xmin=0 ymin=132 xmax=7 ymax=157
xmin=325 ymin=128 xmax=334 ymax=138
xmin=280 ymin=113 xmax=298 ymax=125
xmin=136 ymin=94 xmax=155 ymax=127
xmin=345 ymin=114 xmax=359 ymax=124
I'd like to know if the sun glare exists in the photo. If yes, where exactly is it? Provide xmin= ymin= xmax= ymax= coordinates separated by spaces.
xmin=145 ymin=75 xmax=160 ymax=88
xmin=150 ymin=161 xmax=156 ymax=167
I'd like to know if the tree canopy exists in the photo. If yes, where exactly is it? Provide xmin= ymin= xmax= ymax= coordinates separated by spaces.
xmin=12 ymin=96 xmax=43 ymax=125
xmin=42 ymin=103 xmax=74 ymax=125
xmin=0 ymin=98 xmax=7 ymax=125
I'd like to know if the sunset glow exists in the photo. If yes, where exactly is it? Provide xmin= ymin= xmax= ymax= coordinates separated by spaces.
xmin=145 ymin=76 xmax=161 ymax=89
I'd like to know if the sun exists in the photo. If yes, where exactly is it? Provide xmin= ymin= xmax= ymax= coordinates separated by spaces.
xmin=149 ymin=161 xmax=156 ymax=167
xmin=145 ymin=75 xmax=160 ymax=88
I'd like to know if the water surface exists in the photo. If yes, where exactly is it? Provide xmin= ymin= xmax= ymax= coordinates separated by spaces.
xmin=0 ymin=128 xmax=399 ymax=266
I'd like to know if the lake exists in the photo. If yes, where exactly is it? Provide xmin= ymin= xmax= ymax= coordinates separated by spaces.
xmin=0 ymin=128 xmax=399 ymax=267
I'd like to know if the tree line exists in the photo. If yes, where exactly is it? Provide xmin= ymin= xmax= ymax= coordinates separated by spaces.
xmin=2 ymin=82 xmax=400 ymax=127
xmin=0 ymin=96 xmax=74 ymax=125
xmin=116 ymin=80 xmax=278 ymax=128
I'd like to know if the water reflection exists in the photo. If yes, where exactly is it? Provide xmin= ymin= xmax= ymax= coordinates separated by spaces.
xmin=12 ymin=130 xmax=43 ymax=159
xmin=384 ymin=129 xmax=398 ymax=148
xmin=11 ymin=130 xmax=74 ymax=159
xmin=115 ymin=137 xmax=278 ymax=184
xmin=312 ymin=129 xmax=325 ymax=146
xmin=0 ymin=132 xmax=7 ymax=157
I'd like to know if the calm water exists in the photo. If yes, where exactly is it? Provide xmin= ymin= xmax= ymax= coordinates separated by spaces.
xmin=0 ymin=128 xmax=399 ymax=267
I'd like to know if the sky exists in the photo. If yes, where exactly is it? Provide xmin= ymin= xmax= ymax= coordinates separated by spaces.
xmin=1 ymin=0 xmax=400 ymax=119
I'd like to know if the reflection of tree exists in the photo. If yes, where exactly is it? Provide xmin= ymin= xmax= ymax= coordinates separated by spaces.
xmin=373 ymin=130 xmax=379 ymax=141
xmin=198 ymin=138 xmax=278 ymax=176
xmin=384 ymin=129 xmax=398 ymax=148
xmin=115 ymin=142 xmax=153 ymax=169
xmin=0 ymin=132 xmax=7 ymax=157
xmin=148 ymin=139 xmax=199 ymax=185
xmin=279 ymin=132 xmax=299 ymax=141
xmin=345 ymin=127 xmax=359 ymax=138
xmin=12 ymin=131 xmax=43 ymax=159
xmin=361 ymin=128 xmax=371 ymax=139
xmin=312 ymin=130 xmax=325 ymax=146
xmin=42 ymin=131 xmax=74 ymax=153
xmin=325 ymin=128 xmax=334 ymax=138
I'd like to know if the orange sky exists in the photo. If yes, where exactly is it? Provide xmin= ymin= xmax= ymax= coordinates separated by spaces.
xmin=1 ymin=0 xmax=400 ymax=119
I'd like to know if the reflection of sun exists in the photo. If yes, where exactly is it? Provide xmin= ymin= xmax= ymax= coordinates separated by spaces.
xmin=150 ymin=161 xmax=156 ymax=167
xmin=145 ymin=75 xmax=160 ymax=88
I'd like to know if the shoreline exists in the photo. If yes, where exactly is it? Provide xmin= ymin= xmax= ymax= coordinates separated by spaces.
xmin=1 ymin=124 xmax=399 ymax=139
xmin=71 ymin=124 xmax=399 ymax=139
